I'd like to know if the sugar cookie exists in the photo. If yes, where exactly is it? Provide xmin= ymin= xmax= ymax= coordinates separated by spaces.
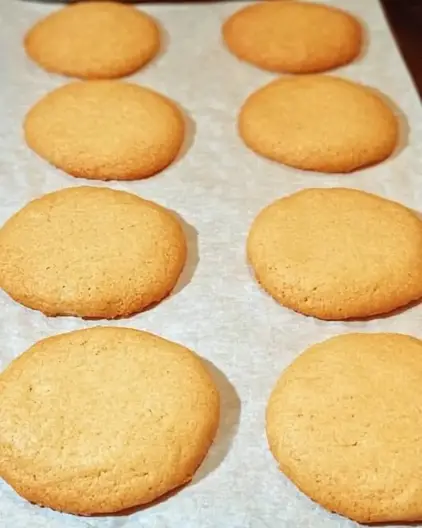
xmin=247 ymin=188 xmax=422 ymax=320
xmin=267 ymin=332 xmax=422 ymax=523
xmin=223 ymin=1 xmax=362 ymax=74
xmin=25 ymin=1 xmax=160 ymax=79
xmin=239 ymin=75 xmax=398 ymax=173
xmin=0 ymin=326 xmax=220 ymax=514
xmin=24 ymin=81 xmax=185 ymax=180
xmin=0 ymin=186 xmax=187 ymax=318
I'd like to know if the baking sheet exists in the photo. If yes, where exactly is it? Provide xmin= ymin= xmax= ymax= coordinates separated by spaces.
xmin=1 ymin=1 xmax=422 ymax=527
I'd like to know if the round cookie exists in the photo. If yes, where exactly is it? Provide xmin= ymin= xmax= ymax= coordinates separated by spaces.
xmin=223 ymin=1 xmax=362 ymax=74
xmin=24 ymin=81 xmax=185 ymax=180
xmin=0 ymin=326 xmax=220 ymax=515
xmin=239 ymin=75 xmax=398 ymax=173
xmin=267 ymin=332 xmax=422 ymax=524
xmin=0 ymin=186 xmax=187 ymax=318
xmin=247 ymin=188 xmax=422 ymax=320
xmin=24 ymin=1 xmax=160 ymax=79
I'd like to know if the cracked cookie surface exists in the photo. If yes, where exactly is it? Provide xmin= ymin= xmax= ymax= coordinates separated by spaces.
xmin=0 ymin=326 xmax=220 ymax=514
xmin=267 ymin=332 xmax=422 ymax=524
xmin=24 ymin=81 xmax=185 ymax=180
xmin=239 ymin=75 xmax=398 ymax=173
xmin=25 ymin=1 xmax=160 ymax=79
xmin=247 ymin=187 xmax=422 ymax=319
xmin=0 ymin=186 xmax=187 ymax=318
xmin=223 ymin=1 xmax=362 ymax=74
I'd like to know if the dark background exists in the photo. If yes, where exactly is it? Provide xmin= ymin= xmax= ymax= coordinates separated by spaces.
xmin=381 ymin=0 xmax=422 ymax=97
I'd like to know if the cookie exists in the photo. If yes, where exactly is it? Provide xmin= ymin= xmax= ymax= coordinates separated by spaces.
xmin=239 ymin=75 xmax=398 ymax=173
xmin=0 ymin=326 xmax=220 ymax=515
xmin=247 ymin=188 xmax=422 ymax=320
xmin=223 ymin=1 xmax=362 ymax=74
xmin=24 ymin=1 xmax=160 ymax=79
xmin=267 ymin=332 xmax=422 ymax=524
xmin=24 ymin=81 xmax=185 ymax=180
xmin=0 ymin=186 xmax=187 ymax=318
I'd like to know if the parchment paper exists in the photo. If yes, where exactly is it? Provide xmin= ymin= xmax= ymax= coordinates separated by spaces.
xmin=1 ymin=1 xmax=422 ymax=527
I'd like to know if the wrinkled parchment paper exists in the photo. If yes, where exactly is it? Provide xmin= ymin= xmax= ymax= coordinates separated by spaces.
xmin=1 ymin=1 xmax=422 ymax=527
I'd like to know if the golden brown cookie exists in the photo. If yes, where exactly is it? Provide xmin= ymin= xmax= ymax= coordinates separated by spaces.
xmin=0 ymin=326 xmax=220 ymax=515
xmin=267 ymin=332 xmax=422 ymax=524
xmin=24 ymin=1 xmax=160 ymax=79
xmin=239 ymin=75 xmax=398 ymax=173
xmin=247 ymin=188 xmax=422 ymax=320
xmin=223 ymin=1 xmax=362 ymax=74
xmin=0 ymin=186 xmax=187 ymax=318
xmin=24 ymin=81 xmax=185 ymax=180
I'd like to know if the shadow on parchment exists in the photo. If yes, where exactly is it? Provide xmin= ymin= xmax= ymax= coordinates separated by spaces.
xmin=368 ymin=87 xmax=409 ymax=162
xmin=192 ymin=358 xmax=241 ymax=483
xmin=170 ymin=209 xmax=199 ymax=296
xmin=173 ymin=104 xmax=197 ymax=167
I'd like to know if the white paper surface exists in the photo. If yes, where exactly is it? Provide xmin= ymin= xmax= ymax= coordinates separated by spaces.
xmin=1 ymin=1 xmax=422 ymax=527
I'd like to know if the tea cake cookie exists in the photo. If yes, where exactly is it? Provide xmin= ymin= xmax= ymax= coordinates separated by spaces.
xmin=239 ymin=75 xmax=398 ymax=173
xmin=247 ymin=188 xmax=422 ymax=320
xmin=267 ymin=332 xmax=422 ymax=523
xmin=0 ymin=186 xmax=187 ymax=318
xmin=24 ymin=1 xmax=160 ymax=79
xmin=223 ymin=1 xmax=362 ymax=73
xmin=24 ymin=81 xmax=185 ymax=180
xmin=0 ymin=327 xmax=220 ymax=514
